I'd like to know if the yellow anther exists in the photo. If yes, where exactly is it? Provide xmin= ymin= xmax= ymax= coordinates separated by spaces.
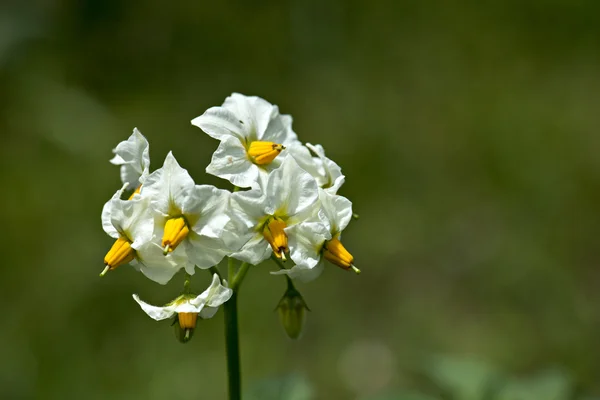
xmin=127 ymin=185 xmax=142 ymax=200
xmin=323 ymin=237 xmax=359 ymax=273
xmin=263 ymin=217 xmax=288 ymax=259
xmin=102 ymin=236 xmax=135 ymax=275
xmin=162 ymin=217 xmax=190 ymax=254
xmin=178 ymin=312 xmax=198 ymax=330
xmin=247 ymin=141 xmax=285 ymax=165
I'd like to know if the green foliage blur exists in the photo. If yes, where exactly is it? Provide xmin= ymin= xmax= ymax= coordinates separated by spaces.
xmin=1 ymin=0 xmax=600 ymax=399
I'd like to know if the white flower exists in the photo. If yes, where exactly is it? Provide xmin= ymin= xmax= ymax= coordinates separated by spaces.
xmin=191 ymin=93 xmax=299 ymax=188
xmin=141 ymin=151 xmax=236 ymax=269
xmin=288 ymin=143 xmax=345 ymax=194
xmin=110 ymin=128 xmax=150 ymax=190
xmin=229 ymin=156 xmax=320 ymax=265
xmin=272 ymin=189 xmax=358 ymax=282
xmin=133 ymin=273 xmax=232 ymax=341
xmin=101 ymin=193 xmax=191 ymax=284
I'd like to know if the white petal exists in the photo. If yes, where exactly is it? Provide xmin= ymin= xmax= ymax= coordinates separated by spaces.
xmin=110 ymin=128 xmax=150 ymax=189
xmin=265 ymin=156 xmax=320 ymax=220
xmin=184 ymin=185 xmax=230 ymax=235
xmin=287 ymin=144 xmax=323 ymax=179
xmin=229 ymin=188 xmax=267 ymax=230
xmin=260 ymin=112 xmax=299 ymax=145
xmin=205 ymin=136 xmax=258 ymax=188
xmin=184 ymin=234 xmax=227 ymax=268
xmin=287 ymin=220 xmax=331 ymax=270
xmin=142 ymin=152 xmax=195 ymax=216
xmin=199 ymin=306 xmax=219 ymax=319
xmin=192 ymin=93 xmax=298 ymax=146
xmin=101 ymin=184 xmax=127 ymax=238
xmin=189 ymin=274 xmax=233 ymax=309
xmin=230 ymin=233 xmax=272 ymax=265
xmin=223 ymin=93 xmax=276 ymax=142
xmin=321 ymin=158 xmax=345 ymax=194
xmin=306 ymin=143 xmax=344 ymax=193
xmin=135 ymin=241 xmax=189 ymax=285
xmin=109 ymin=196 xmax=153 ymax=245
xmin=132 ymin=294 xmax=177 ymax=321
xmin=191 ymin=106 xmax=248 ymax=142
xmin=129 ymin=202 xmax=154 ymax=248
xmin=318 ymin=189 xmax=353 ymax=234
xmin=271 ymin=259 xmax=325 ymax=283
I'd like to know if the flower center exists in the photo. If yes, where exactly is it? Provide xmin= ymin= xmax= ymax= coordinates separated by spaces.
xmin=101 ymin=236 xmax=135 ymax=276
xmin=162 ymin=216 xmax=190 ymax=254
xmin=247 ymin=141 xmax=286 ymax=165
xmin=262 ymin=217 xmax=288 ymax=260
xmin=323 ymin=237 xmax=360 ymax=274
xmin=178 ymin=312 xmax=198 ymax=329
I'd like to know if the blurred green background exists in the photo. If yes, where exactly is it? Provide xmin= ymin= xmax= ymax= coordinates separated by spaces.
xmin=2 ymin=0 xmax=600 ymax=399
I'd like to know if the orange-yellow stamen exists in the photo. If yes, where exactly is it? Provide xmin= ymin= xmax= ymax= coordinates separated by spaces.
xmin=263 ymin=217 xmax=288 ymax=259
xmin=323 ymin=237 xmax=359 ymax=274
xmin=178 ymin=312 xmax=198 ymax=329
xmin=247 ymin=141 xmax=285 ymax=165
xmin=162 ymin=217 xmax=189 ymax=254
xmin=102 ymin=236 xmax=135 ymax=275
xmin=127 ymin=185 xmax=142 ymax=200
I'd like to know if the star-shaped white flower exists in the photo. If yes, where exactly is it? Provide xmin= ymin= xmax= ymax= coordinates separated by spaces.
xmin=110 ymin=128 xmax=150 ymax=190
xmin=141 ymin=151 xmax=236 ymax=269
xmin=133 ymin=273 xmax=232 ymax=341
xmin=101 ymin=192 xmax=191 ymax=284
xmin=191 ymin=93 xmax=300 ymax=188
xmin=229 ymin=156 xmax=321 ymax=265
xmin=272 ymin=189 xmax=358 ymax=282
xmin=288 ymin=143 xmax=345 ymax=194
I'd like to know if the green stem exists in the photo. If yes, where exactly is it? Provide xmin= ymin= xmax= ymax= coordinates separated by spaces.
xmin=231 ymin=262 xmax=250 ymax=291
xmin=183 ymin=272 xmax=192 ymax=293
xmin=223 ymin=259 xmax=250 ymax=400
xmin=228 ymin=257 xmax=237 ymax=282
xmin=224 ymin=290 xmax=241 ymax=400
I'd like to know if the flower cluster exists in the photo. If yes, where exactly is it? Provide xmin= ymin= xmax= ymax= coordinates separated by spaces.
xmin=100 ymin=93 xmax=358 ymax=339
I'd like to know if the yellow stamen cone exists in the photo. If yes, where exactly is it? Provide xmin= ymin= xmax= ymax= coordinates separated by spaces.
xmin=263 ymin=218 xmax=288 ymax=259
xmin=248 ymin=141 xmax=285 ymax=165
xmin=324 ymin=237 xmax=359 ymax=273
xmin=162 ymin=217 xmax=190 ymax=254
xmin=102 ymin=236 xmax=135 ymax=275
xmin=178 ymin=312 xmax=199 ymax=329
xmin=173 ymin=318 xmax=195 ymax=344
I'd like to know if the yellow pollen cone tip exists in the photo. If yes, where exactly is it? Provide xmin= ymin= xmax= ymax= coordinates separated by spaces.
xmin=351 ymin=265 xmax=361 ymax=274
xmin=99 ymin=265 xmax=110 ymax=277
xmin=163 ymin=244 xmax=170 ymax=255
xmin=280 ymin=251 xmax=287 ymax=261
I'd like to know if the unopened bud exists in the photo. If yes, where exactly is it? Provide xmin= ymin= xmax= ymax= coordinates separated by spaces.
xmin=276 ymin=277 xmax=310 ymax=339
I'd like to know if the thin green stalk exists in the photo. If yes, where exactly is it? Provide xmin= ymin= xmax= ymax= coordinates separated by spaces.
xmin=228 ymin=257 xmax=237 ymax=282
xmin=223 ymin=259 xmax=250 ymax=400
xmin=224 ymin=290 xmax=241 ymax=400
xmin=183 ymin=272 xmax=192 ymax=293
xmin=231 ymin=262 xmax=250 ymax=291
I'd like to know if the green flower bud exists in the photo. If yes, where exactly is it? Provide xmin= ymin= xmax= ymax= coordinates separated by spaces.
xmin=276 ymin=277 xmax=310 ymax=339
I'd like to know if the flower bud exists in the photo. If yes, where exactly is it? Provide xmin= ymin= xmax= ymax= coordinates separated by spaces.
xmin=276 ymin=277 xmax=310 ymax=339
